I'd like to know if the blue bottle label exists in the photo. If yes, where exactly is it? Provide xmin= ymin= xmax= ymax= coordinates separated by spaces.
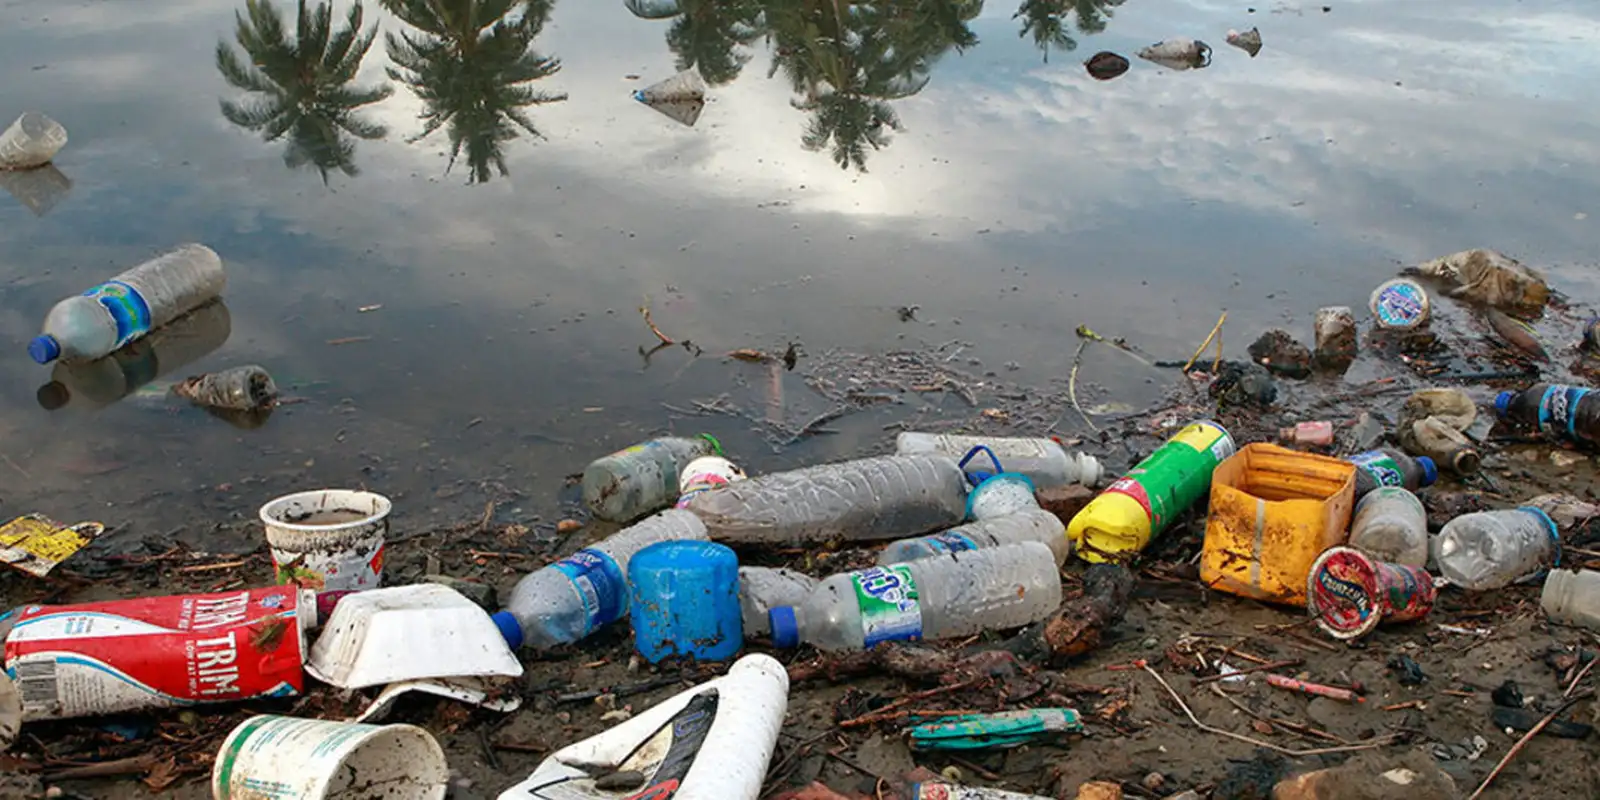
xmin=1537 ymin=386 xmax=1591 ymax=439
xmin=925 ymin=532 xmax=979 ymax=554
xmin=1349 ymin=451 xmax=1404 ymax=488
xmin=853 ymin=565 xmax=923 ymax=647
xmin=553 ymin=548 xmax=626 ymax=634
xmin=83 ymin=281 xmax=152 ymax=349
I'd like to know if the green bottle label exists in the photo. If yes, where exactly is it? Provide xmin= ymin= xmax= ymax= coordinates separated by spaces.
xmin=853 ymin=565 xmax=922 ymax=646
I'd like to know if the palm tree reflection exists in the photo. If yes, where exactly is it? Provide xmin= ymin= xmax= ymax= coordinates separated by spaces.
xmin=1014 ymin=0 xmax=1119 ymax=63
xmin=625 ymin=0 xmax=765 ymax=87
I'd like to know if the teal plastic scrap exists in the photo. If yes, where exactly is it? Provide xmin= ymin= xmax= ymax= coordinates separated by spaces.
xmin=908 ymin=708 xmax=1083 ymax=751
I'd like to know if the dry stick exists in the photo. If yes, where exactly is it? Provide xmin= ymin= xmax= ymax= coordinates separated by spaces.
xmin=1067 ymin=339 xmax=1099 ymax=433
xmin=1182 ymin=312 xmax=1228 ymax=372
xmin=1211 ymin=684 xmax=1348 ymax=744
xmin=1143 ymin=664 xmax=1393 ymax=757
xmin=172 ymin=559 xmax=249 ymax=573
xmin=1564 ymin=656 xmax=1597 ymax=697
xmin=640 ymin=296 xmax=674 ymax=345
xmin=1468 ymin=693 xmax=1591 ymax=800
xmin=837 ymin=678 xmax=986 ymax=729
xmin=1195 ymin=659 xmax=1302 ymax=684
xmin=44 ymin=756 xmax=156 ymax=781
xmin=1 ymin=453 xmax=30 ymax=479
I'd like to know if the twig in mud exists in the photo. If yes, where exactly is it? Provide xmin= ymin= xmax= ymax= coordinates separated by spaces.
xmin=837 ymin=678 xmax=987 ymax=729
xmin=44 ymin=756 xmax=156 ymax=781
xmin=1469 ymin=692 xmax=1592 ymax=799
xmin=784 ymin=406 xmax=851 ymax=445
xmin=640 ymin=296 xmax=674 ymax=345
xmin=172 ymin=559 xmax=249 ymax=573
xmin=1143 ymin=663 xmax=1395 ymax=756
xmin=2 ymin=453 xmax=31 ymax=479
xmin=465 ymin=549 xmax=536 ymax=560
xmin=1182 ymin=313 xmax=1227 ymax=373
xmin=325 ymin=336 xmax=372 ymax=346
xmin=1564 ymin=656 xmax=1597 ymax=697
xmin=1195 ymin=659 xmax=1302 ymax=684
xmin=1067 ymin=339 xmax=1099 ymax=433
xmin=1211 ymin=686 xmax=1347 ymax=744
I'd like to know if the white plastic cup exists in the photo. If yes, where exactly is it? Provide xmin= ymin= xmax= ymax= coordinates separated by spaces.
xmin=260 ymin=490 xmax=391 ymax=593
xmin=0 ymin=112 xmax=68 ymax=170
xmin=212 ymin=714 xmax=448 ymax=800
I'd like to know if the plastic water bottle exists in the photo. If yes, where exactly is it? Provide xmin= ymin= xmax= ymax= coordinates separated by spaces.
xmin=491 ymin=509 xmax=708 ymax=649
xmin=894 ymin=433 xmax=1102 ymax=489
xmin=1346 ymin=487 xmax=1428 ymax=566
xmin=1434 ymin=508 xmax=1559 ymax=591
xmin=28 ymin=244 xmax=226 ymax=365
xmin=1495 ymin=384 xmax=1600 ymax=447
xmin=768 ymin=542 xmax=1062 ymax=652
xmin=683 ymin=454 xmax=969 ymax=544
xmin=582 ymin=435 xmax=722 ymax=523
xmin=1348 ymin=448 xmax=1437 ymax=497
xmin=877 ymin=509 xmax=1069 ymax=566
xmin=1541 ymin=569 xmax=1600 ymax=633
xmin=739 ymin=567 xmax=817 ymax=637
xmin=35 ymin=300 xmax=231 ymax=412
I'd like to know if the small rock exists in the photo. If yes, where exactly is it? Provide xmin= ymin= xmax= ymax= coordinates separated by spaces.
xmin=1077 ymin=781 xmax=1123 ymax=800
xmin=423 ymin=574 xmax=496 ymax=610
xmin=1248 ymin=329 xmax=1312 ymax=378
xmin=1142 ymin=772 xmax=1167 ymax=792
xmin=1491 ymin=679 xmax=1523 ymax=708
xmin=557 ymin=518 xmax=584 ymax=534
xmin=1036 ymin=485 xmax=1095 ymax=525
xmin=1142 ymin=636 xmax=1160 ymax=649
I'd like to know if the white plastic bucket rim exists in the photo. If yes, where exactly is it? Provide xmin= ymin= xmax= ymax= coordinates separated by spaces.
xmin=213 ymin=714 xmax=449 ymax=800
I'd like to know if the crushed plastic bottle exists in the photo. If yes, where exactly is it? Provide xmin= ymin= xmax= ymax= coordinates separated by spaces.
xmin=1348 ymin=448 xmax=1437 ymax=497
xmin=35 ymin=300 xmax=231 ymax=412
xmin=738 ymin=567 xmax=817 ymax=637
xmin=491 ymin=509 xmax=708 ymax=649
xmin=0 ymin=112 xmax=68 ymax=170
xmin=171 ymin=364 xmax=277 ymax=411
xmin=1401 ymin=416 xmax=1480 ymax=475
xmin=1279 ymin=421 xmax=1334 ymax=447
xmin=768 ymin=541 xmax=1062 ymax=653
xmin=1313 ymin=306 xmax=1357 ymax=372
xmin=895 ymin=432 xmax=1102 ymax=489
xmin=1347 ymin=487 xmax=1429 ymax=567
xmin=1226 ymin=27 xmax=1262 ymax=56
xmin=1541 ymin=569 xmax=1600 ymax=634
xmin=633 ymin=69 xmax=706 ymax=127
xmin=1137 ymin=38 xmax=1211 ymax=69
xmin=683 ymin=454 xmax=969 ymax=544
xmin=1434 ymin=507 xmax=1559 ymax=591
xmin=877 ymin=508 xmax=1069 ymax=566
xmin=582 ymin=435 xmax=722 ymax=522
xmin=1495 ymin=384 xmax=1600 ymax=448
xmin=28 ymin=244 xmax=226 ymax=365
xmin=1412 ymin=248 xmax=1550 ymax=314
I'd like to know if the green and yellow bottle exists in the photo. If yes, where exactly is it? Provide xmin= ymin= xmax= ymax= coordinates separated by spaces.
xmin=1069 ymin=420 xmax=1235 ymax=562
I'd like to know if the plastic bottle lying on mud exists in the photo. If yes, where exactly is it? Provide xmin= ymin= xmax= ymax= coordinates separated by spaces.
xmin=894 ymin=432 xmax=1102 ymax=489
xmin=172 ymin=364 xmax=277 ymax=411
xmin=682 ymin=454 xmax=969 ymax=544
xmin=582 ymin=436 xmax=722 ymax=522
xmin=492 ymin=509 xmax=708 ymax=649
xmin=1541 ymin=569 xmax=1600 ymax=633
xmin=1402 ymin=416 xmax=1480 ymax=475
xmin=1434 ymin=507 xmax=1560 ymax=591
xmin=768 ymin=542 xmax=1062 ymax=653
xmin=877 ymin=508 xmax=1070 ymax=566
xmin=28 ymin=244 xmax=226 ymax=365
xmin=1346 ymin=487 xmax=1429 ymax=567
xmin=1495 ymin=384 xmax=1600 ymax=447
xmin=739 ymin=567 xmax=817 ymax=637
xmin=1348 ymin=448 xmax=1437 ymax=497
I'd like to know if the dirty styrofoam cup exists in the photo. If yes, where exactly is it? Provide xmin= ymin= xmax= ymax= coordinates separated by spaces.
xmin=261 ymin=489 xmax=391 ymax=593
xmin=212 ymin=714 xmax=448 ymax=800
xmin=0 ymin=112 xmax=68 ymax=170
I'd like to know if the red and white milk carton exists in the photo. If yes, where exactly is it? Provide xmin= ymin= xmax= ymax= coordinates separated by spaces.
xmin=2 ymin=586 xmax=313 ymax=722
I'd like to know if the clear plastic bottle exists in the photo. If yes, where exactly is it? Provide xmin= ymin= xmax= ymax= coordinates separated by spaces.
xmin=683 ymin=454 xmax=970 ymax=544
xmin=172 ymin=365 xmax=278 ymax=411
xmin=581 ymin=435 xmax=722 ymax=523
xmin=35 ymin=300 xmax=231 ymax=412
xmin=28 ymin=244 xmax=226 ymax=365
xmin=491 ymin=509 xmax=709 ymax=649
xmin=768 ymin=542 xmax=1062 ymax=653
xmin=1348 ymin=448 xmax=1437 ymax=497
xmin=1401 ymin=416 xmax=1480 ymax=475
xmin=1541 ymin=569 xmax=1600 ymax=633
xmin=738 ymin=567 xmax=817 ymax=637
xmin=1346 ymin=487 xmax=1428 ymax=566
xmin=1495 ymin=384 xmax=1600 ymax=447
xmin=894 ymin=432 xmax=1102 ymax=489
xmin=877 ymin=508 xmax=1069 ymax=566
xmin=1434 ymin=508 xmax=1559 ymax=591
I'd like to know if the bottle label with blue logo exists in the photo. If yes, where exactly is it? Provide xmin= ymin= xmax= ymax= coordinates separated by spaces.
xmin=553 ymin=548 xmax=626 ymax=634
xmin=1350 ymin=451 xmax=1404 ymax=488
xmin=853 ymin=565 xmax=923 ymax=647
xmin=1537 ymin=385 xmax=1591 ymax=438
xmin=925 ymin=531 xmax=979 ymax=554
xmin=83 ymin=281 xmax=153 ymax=349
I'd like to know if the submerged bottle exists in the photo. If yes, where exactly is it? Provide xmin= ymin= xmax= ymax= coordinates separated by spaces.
xmin=768 ymin=542 xmax=1062 ymax=653
xmin=492 ymin=509 xmax=708 ymax=649
xmin=1348 ymin=448 xmax=1437 ymax=497
xmin=1541 ymin=569 xmax=1600 ymax=633
xmin=582 ymin=435 xmax=722 ymax=523
xmin=172 ymin=365 xmax=278 ymax=411
xmin=683 ymin=454 xmax=970 ymax=544
xmin=35 ymin=300 xmax=231 ymax=412
xmin=1069 ymin=421 xmax=1235 ymax=562
xmin=877 ymin=509 xmax=1069 ymax=566
xmin=739 ymin=567 xmax=817 ymax=637
xmin=1495 ymin=384 xmax=1600 ymax=447
xmin=1433 ymin=508 xmax=1559 ymax=591
xmin=28 ymin=244 xmax=226 ymax=365
xmin=894 ymin=433 xmax=1102 ymax=489
xmin=1346 ymin=487 xmax=1428 ymax=566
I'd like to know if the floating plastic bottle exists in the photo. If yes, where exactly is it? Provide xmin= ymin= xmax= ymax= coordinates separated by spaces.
xmin=28 ymin=244 xmax=226 ymax=365
xmin=738 ymin=567 xmax=817 ymax=637
xmin=35 ymin=300 xmax=231 ymax=412
xmin=582 ymin=435 xmax=722 ymax=523
xmin=492 ymin=509 xmax=708 ymax=649
xmin=632 ymin=69 xmax=706 ymax=127
xmin=172 ymin=364 xmax=278 ymax=411
xmin=1495 ymin=384 xmax=1600 ymax=448
xmin=895 ymin=433 xmax=1102 ymax=489
xmin=1434 ymin=507 xmax=1560 ymax=591
xmin=1348 ymin=448 xmax=1437 ymax=497
xmin=0 ymin=112 xmax=68 ymax=170
xmin=1541 ymin=568 xmax=1600 ymax=634
xmin=877 ymin=509 xmax=1069 ymax=566
xmin=1136 ymin=38 xmax=1211 ymax=70
xmin=683 ymin=454 xmax=969 ymax=544
xmin=1346 ymin=487 xmax=1429 ymax=566
xmin=1069 ymin=421 xmax=1235 ymax=562
xmin=768 ymin=542 xmax=1062 ymax=653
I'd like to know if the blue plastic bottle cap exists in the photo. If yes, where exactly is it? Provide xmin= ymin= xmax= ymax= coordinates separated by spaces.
xmin=632 ymin=89 xmax=647 ymax=102
xmin=769 ymin=606 xmax=800 ymax=648
xmin=1494 ymin=391 xmax=1515 ymax=416
xmin=27 ymin=335 xmax=60 ymax=365
xmin=491 ymin=610 xmax=524 ymax=650
xmin=1416 ymin=456 xmax=1438 ymax=487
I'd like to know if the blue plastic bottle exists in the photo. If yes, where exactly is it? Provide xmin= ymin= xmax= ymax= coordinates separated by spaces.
xmin=628 ymin=540 xmax=742 ymax=663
